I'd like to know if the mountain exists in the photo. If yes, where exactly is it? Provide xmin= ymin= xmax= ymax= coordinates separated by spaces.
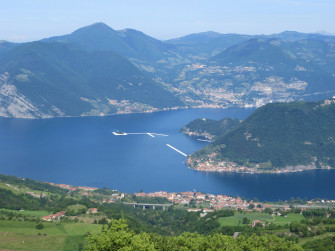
xmin=189 ymin=98 xmax=335 ymax=171
xmin=180 ymin=118 xmax=241 ymax=140
xmin=43 ymin=22 xmax=175 ymax=63
xmin=43 ymin=25 xmax=335 ymax=64
xmin=45 ymin=23 xmax=253 ymax=64
xmin=1 ymin=24 xmax=335 ymax=118
xmin=268 ymin=31 xmax=335 ymax=42
xmin=0 ymin=41 xmax=18 ymax=55
xmin=167 ymin=33 xmax=253 ymax=58
xmin=212 ymin=38 xmax=335 ymax=94
xmin=168 ymin=31 xmax=224 ymax=43
xmin=171 ymin=37 xmax=335 ymax=108
xmin=0 ymin=41 xmax=182 ymax=118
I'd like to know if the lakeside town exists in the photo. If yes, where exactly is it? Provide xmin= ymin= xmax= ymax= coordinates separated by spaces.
xmin=43 ymin=182 xmax=335 ymax=214
xmin=187 ymin=153 xmax=322 ymax=174
xmin=3 ymin=176 xmax=335 ymax=236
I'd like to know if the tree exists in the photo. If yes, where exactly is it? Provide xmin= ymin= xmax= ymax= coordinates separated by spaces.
xmin=264 ymin=207 xmax=273 ymax=214
xmin=85 ymin=219 xmax=303 ymax=250
xmin=248 ymin=204 xmax=255 ymax=210
xmin=98 ymin=217 xmax=108 ymax=225
xmin=242 ymin=217 xmax=250 ymax=224
xmin=35 ymin=222 xmax=44 ymax=229
xmin=86 ymin=219 xmax=155 ymax=250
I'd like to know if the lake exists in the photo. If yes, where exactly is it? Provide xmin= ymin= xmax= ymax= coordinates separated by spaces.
xmin=1 ymin=107 xmax=335 ymax=201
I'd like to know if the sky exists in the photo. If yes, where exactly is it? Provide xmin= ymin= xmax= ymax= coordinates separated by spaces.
xmin=0 ymin=0 xmax=334 ymax=42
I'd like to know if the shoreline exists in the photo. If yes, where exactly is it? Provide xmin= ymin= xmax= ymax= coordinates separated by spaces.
xmin=187 ymin=156 xmax=334 ymax=174
xmin=0 ymin=105 xmax=257 ymax=120
xmin=188 ymin=166 xmax=332 ymax=174
xmin=3 ymin=173 xmax=335 ymax=204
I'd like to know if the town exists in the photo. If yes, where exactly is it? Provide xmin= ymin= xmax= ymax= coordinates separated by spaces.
xmin=188 ymin=153 xmax=320 ymax=174
xmin=43 ymin=182 xmax=335 ymax=218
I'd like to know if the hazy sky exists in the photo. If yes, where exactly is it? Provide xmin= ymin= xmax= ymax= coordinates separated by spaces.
xmin=1 ymin=0 xmax=334 ymax=42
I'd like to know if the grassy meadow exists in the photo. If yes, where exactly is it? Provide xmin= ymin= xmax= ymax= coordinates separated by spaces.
xmin=0 ymin=219 xmax=102 ymax=250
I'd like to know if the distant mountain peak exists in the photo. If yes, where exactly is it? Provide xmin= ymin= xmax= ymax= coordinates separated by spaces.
xmin=118 ymin=28 xmax=144 ymax=35
xmin=71 ymin=22 xmax=115 ymax=35
xmin=315 ymin=30 xmax=335 ymax=36
xmin=278 ymin=30 xmax=302 ymax=35
xmin=168 ymin=31 xmax=223 ymax=43
xmin=195 ymin=31 xmax=223 ymax=36
xmin=85 ymin=22 xmax=111 ymax=29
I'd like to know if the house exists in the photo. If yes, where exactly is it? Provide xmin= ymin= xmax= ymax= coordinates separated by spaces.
xmin=42 ymin=211 xmax=65 ymax=221
xmin=252 ymin=220 xmax=263 ymax=227
xmin=88 ymin=208 xmax=98 ymax=214
xmin=42 ymin=215 xmax=53 ymax=221
xmin=196 ymin=193 xmax=206 ymax=200
xmin=203 ymin=208 xmax=214 ymax=213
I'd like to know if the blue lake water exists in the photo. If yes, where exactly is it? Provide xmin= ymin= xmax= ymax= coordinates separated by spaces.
xmin=1 ymin=107 xmax=335 ymax=201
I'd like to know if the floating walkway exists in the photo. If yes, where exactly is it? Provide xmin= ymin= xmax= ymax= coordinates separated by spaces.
xmin=166 ymin=144 xmax=187 ymax=156
xmin=113 ymin=131 xmax=187 ymax=157
xmin=113 ymin=132 xmax=168 ymax=137
xmin=197 ymin=139 xmax=212 ymax=142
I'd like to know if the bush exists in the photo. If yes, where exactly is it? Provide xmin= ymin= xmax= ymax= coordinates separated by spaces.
xmin=35 ymin=222 xmax=44 ymax=229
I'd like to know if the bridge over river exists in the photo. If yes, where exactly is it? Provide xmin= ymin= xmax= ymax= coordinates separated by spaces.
xmin=123 ymin=202 xmax=173 ymax=210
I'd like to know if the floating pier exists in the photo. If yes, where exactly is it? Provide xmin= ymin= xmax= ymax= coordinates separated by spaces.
xmin=197 ymin=139 xmax=212 ymax=142
xmin=113 ymin=132 xmax=168 ymax=137
xmin=166 ymin=144 xmax=187 ymax=156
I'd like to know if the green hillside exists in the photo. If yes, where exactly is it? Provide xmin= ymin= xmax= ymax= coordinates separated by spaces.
xmin=212 ymin=38 xmax=335 ymax=95
xmin=1 ymin=172 xmax=335 ymax=250
xmin=1 ymin=24 xmax=335 ymax=118
xmin=181 ymin=117 xmax=241 ymax=140
xmin=173 ymin=36 xmax=335 ymax=107
xmin=190 ymin=98 xmax=335 ymax=170
xmin=0 ymin=41 xmax=182 ymax=117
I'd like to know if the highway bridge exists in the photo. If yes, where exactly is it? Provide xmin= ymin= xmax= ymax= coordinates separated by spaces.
xmin=123 ymin=202 xmax=173 ymax=210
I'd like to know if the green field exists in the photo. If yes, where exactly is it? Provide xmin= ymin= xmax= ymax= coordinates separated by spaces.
xmin=299 ymin=232 xmax=335 ymax=245
xmin=0 ymin=182 xmax=56 ymax=197
xmin=273 ymin=213 xmax=304 ymax=225
xmin=67 ymin=204 xmax=87 ymax=211
xmin=0 ymin=220 xmax=102 ymax=250
xmin=0 ymin=182 xmax=21 ymax=194
xmin=0 ymin=231 xmax=65 ymax=251
xmin=1 ymin=208 xmax=51 ymax=217
xmin=218 ymin=213 xmax=304 ymax=226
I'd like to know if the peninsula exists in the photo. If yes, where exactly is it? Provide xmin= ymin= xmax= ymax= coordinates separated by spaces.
xmin=185 ymin=98 xmax=335 ymax=174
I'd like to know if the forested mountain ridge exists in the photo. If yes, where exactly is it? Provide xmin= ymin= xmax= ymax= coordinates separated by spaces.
xmin=0 ymin=41 xmax=182 ymax=118
xmin=188 ymin=98 xmax=335 ymax=172
xmin=174 ymin=37 xmax=335 ymax=108
xmin=0 ymin=23 xmax=335 ymax=118
xmin=43 ymin=22 xmax=176 ymax=62
xmin=180 ymin=117 xmax=241 ymax=140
